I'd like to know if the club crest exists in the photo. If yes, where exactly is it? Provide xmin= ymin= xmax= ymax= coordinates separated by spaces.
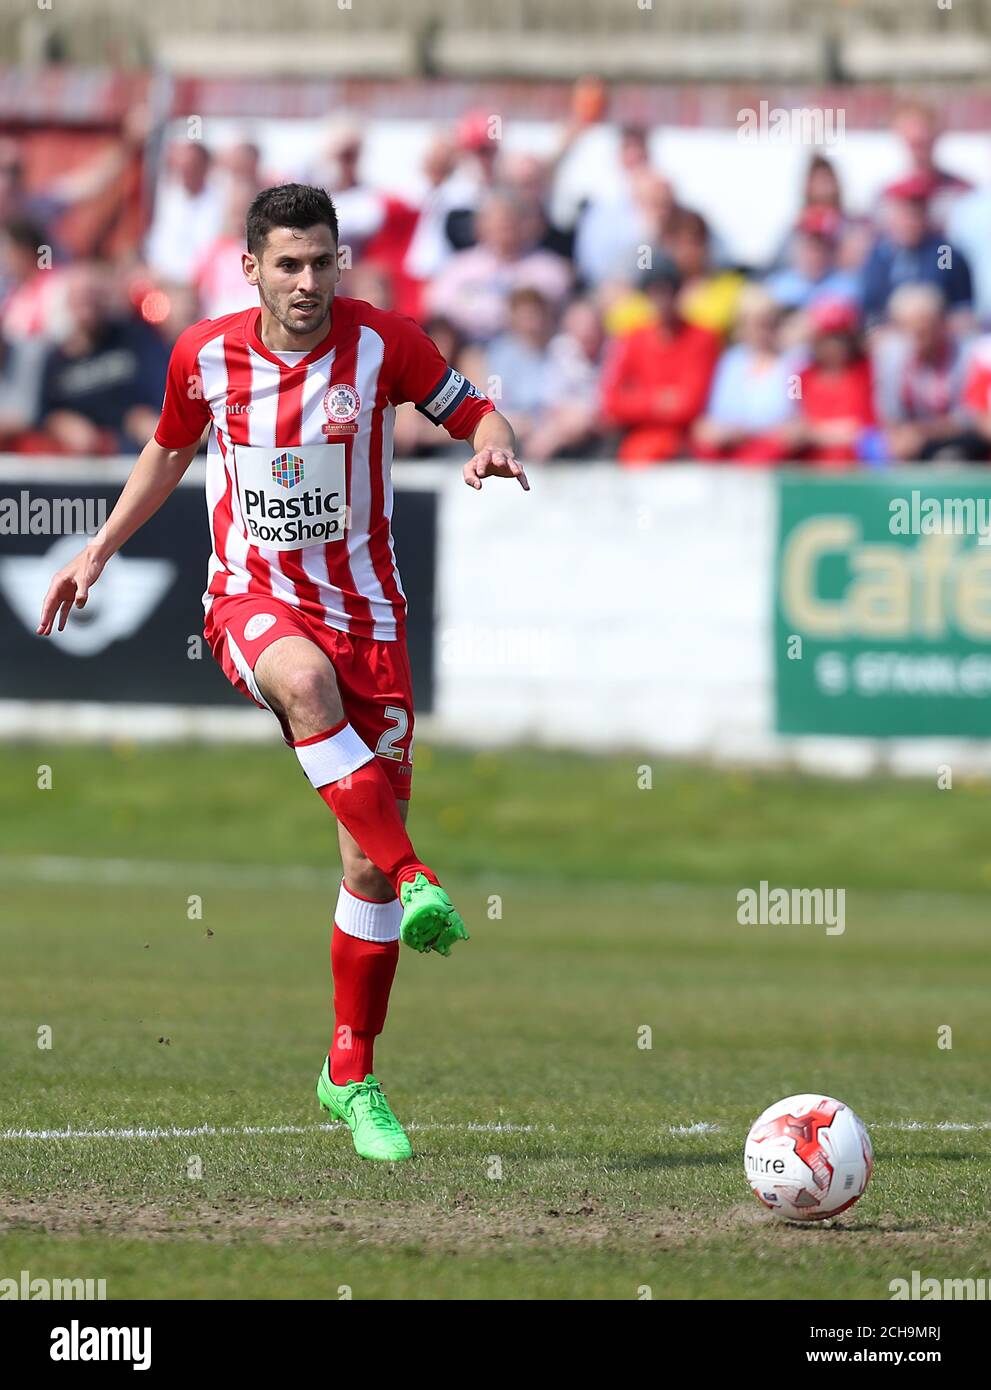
xmin=322 ymin=383 xmax=361 ymax=435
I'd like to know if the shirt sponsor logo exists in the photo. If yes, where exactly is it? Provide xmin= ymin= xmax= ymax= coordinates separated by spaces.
xmin=272 ymin=452 xmax=305 ymax=489
xmin=234 ymin=443 xmax=347 ymax=551
xmin=322 ymin=383 xmax=360 ymax=436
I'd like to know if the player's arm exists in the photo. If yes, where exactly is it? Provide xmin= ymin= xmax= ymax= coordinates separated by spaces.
xmin=463 ymin=408 xmax=528 ymax=492
xmin=387 ymin=312 xmax=528 ymax=492
xmin=36 ymin=435 xmax=201 ymax=635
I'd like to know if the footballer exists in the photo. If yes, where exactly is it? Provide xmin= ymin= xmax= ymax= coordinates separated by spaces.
xmin=37 ymin=183 xmax=527 ymax=1162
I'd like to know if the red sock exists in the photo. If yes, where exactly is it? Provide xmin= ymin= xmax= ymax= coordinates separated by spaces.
xmin=330 ymin=914 xmax=400 ymax=1085
xmin=319 ymin=762 xmax=437 ymax=895
xmin=292 ymin=722 xmax=438 ymax=895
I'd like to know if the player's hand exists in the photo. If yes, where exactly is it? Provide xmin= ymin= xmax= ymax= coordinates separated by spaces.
xmin=36 ymin=545 xmax=106 ymax=636
xmin=463 ymin=446 xmax=530 ymax=491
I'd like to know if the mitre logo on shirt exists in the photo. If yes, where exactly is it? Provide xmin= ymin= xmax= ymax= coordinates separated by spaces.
xmin=233 ymin=443 xmax=347 ymax=551
xmin=322 ymin=383 xmax=361 ymax=436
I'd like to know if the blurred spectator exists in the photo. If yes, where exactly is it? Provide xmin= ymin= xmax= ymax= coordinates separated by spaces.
xmin=443 ymin=110 xmax=503 ymax=252
xmin=307 ymin=116 xmax=385 ymax=254
xmin=217 ymin=139 xmax=264 ymax=193
xmin=782 ymin=298 xmax=875 ymax=465
xmin=340 ymin=264 xmax=394 ymax=310
xmin=765 ymin=208 xmax=861 ymax=312
xmin=861 ymin=178 xmax=972 ymax=326
xmin=308 ymin=116 xmax=420 ymax=316
xmin=0 ymin=217 xmax=68 ymax=339
xmin=573 ymin=125 xmax=655 ymax=286
xmin=881 ymin=101 xmax=971 ymax=231
xmin=804 ymin=153 xmax=844 ymax=218
xmin=145 ymin=140 xmax=225 ymax=284
xmin=425 ymin=188 xmax=572 ymax=343
xmin=500 ymin=151 xmax=575 ymax=262
xmin=440 ymin=86 xmax=602 ymax=266
xmin=31 ymin=262 xmax=168 ymax=455
xmin=404 ymin=133 xmax=472 ymax=282
xmin=873 ymin=282 xmax=983 ymax=462
xmin=150 ymin=281 xmax=201 ymax=350
xmin=0 ymin=108 xmax=150 ymax=254
xmin=959 ymin=337 xmax=991 ymax=458
xmin=191 ymin=177 xmax=259 ymax=319
xmin=774 ymin=153 xmax=871 ymax=274
xmin=693 ymin=285 xmax=797 ymax=463
xmin=600 ymin=259 xmax=720 ymax=465
xmin=470 ymin=286 xmax=559 ymax=454
xmin=525 ymin=296 xmax=606 ymax=461
xmin=597 ymin=172 xmax=679 ymax=335
xmin=0 ymin=322 xmax=45 ymax=448
xmin=946 ymin=173 xmax=991 ymax=327
xmin=665 ymin=209 xmax=745 ymax=337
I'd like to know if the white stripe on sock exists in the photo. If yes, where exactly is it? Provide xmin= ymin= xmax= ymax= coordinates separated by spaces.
xmin=334 ymin=878 xmax=401 ymax=942
xmin=295 ymin=723 xmax=373 ymax=790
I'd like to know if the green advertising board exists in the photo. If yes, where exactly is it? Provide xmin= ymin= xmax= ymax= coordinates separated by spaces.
xmin=775 ymin=471 xmax=991 ymax=736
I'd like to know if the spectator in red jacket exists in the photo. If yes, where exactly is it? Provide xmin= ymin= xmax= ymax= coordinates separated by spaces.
xmin=600 ymin=259 xmax=721 ymax=465
xmin=782 ymin=297 xmax=875 ymax=465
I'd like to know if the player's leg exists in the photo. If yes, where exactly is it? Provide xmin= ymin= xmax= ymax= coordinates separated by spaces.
xmin=313 ymin=635 xmax=468 ymax=1158
xmin=207 ymin=596 xmax=464 ymax=948
xmin=253 ymin=633 xmax=438 ymax=897
xmin=316 ymin=805 xmax=414 ymax=1160
xmin=204 ymin=597 xmax=455 ymax=1161
xmin=327 ymin=805 xmax=408 ymax=1090
xmin=338 ymin=802 xmax=406 ymax=902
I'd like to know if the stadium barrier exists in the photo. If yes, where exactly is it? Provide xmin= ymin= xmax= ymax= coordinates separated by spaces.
xmin=5 ymin=2 xmax=990 ymax=79
xmin=3 ymin=457 xmax=991 ymax=776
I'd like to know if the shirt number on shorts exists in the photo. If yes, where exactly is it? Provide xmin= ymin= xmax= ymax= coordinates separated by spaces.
xmin=375 ymin=705 xmax=410 ymax=762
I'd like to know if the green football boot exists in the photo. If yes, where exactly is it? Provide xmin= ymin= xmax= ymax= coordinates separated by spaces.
xmin=316 ymin=1059 xmax=413 ymax=1162
xmin=399 ymin=872 xmax=469 ymax=956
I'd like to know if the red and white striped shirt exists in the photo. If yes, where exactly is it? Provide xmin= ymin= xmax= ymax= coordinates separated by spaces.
xmin=155 ymin=298 xmax=493 ymax=641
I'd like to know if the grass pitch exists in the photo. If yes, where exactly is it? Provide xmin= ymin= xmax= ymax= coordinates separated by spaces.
xmin=1 ymin=741 xmax=990 ymax=1299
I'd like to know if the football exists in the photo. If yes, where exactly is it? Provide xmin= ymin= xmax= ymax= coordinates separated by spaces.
xmin=744 ymin=1094 xmax=873 ymax=1221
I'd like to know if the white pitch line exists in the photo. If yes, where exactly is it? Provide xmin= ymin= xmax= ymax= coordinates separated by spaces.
xmin=0 ymin=856 xmax=777 ymax=903
xmin=1 ymin=1120 xmax=988 ymax=1143
xmin=4 ymin=855 xmax=986 ymax=916
xmin=0 ymin=855 xmax=331 ymax=891
xmin=0 ymin=1122 xmax=537 ymax=1142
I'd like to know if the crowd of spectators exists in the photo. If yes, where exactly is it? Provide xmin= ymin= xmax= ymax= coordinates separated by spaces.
xmin=4 ymin=90 xmax=991 ymax=466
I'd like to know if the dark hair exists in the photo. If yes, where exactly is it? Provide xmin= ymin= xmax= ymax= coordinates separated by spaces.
xmin=668 ymin=208 xmax=709 ymax=244
xmin=246 ymin=183 xmax=339 ymax=256
xmin=507 ymin=285 xmax=551 ymax=312
xmin=2 ymin=215 xmax=47 ymax=252
xmin=619 ymin=124 xmax=648 ymax=146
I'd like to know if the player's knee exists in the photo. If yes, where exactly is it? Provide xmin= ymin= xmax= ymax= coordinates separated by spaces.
xmin=344 ymin=853 xmax=394 ymax=902
xmin=279 ymin=663 xmax=340 ymax=727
